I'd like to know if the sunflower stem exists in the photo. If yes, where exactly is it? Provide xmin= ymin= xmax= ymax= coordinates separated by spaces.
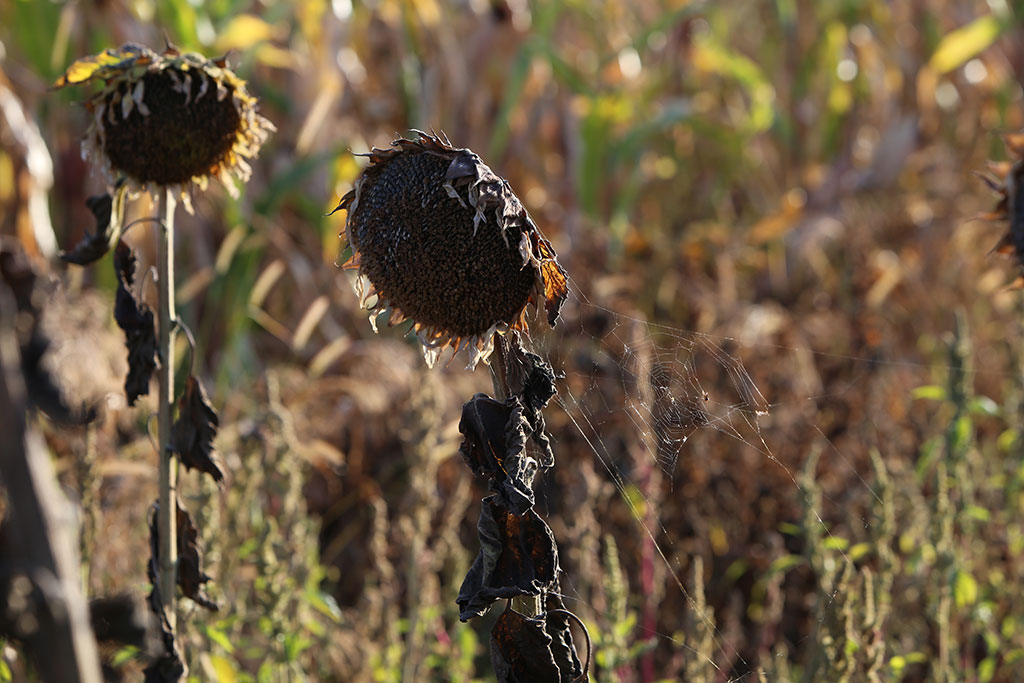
xmin=157 ymin=188 xmax=178 ymax=636
xmin=489 ymin=336 xmax=541 ymax=618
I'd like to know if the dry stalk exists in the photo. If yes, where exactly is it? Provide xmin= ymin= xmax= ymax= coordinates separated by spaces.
xmin=157 ymin=188 xmax=179 ymax=636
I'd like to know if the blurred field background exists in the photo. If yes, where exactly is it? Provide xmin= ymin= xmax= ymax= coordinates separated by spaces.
xmin=3 ymin=0 xmax=1024 ymax=680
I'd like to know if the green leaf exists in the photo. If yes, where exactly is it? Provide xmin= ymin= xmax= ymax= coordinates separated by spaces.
xmin=111 ymin=645 xmax=141 ymax=667
xmin=823 ymin=536 xmax=849 ymax=551
xmin=954 ymin=570 xmax=979 ymax=608
xmin=929 ymin=15 xmax=1006 ymax=74
xmin=778 ymin=521 xmax=803 ymax=536
xmin=965 ymin=504 xmax=991 ymax=522
xmin=911 ymin=384 xmax=946 ymax=401
xmin=849 ymin=542 xmax=872 ymax=562
xmin=979 ymin=657 xmax=996 ymax=683
xmin=0 ymin=657 xmax=11 ymax=683
xmin=969 ymin=396 xmax=1000 ymax=417
xmin=767 ymin=554 xmax=804 ymax=575
xmin=308 ymin=591 xmax=342 ymax=623
xmin=206 ymin=625 xmax=235 ymax=654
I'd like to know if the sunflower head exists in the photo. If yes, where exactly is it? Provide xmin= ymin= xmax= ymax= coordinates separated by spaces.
xmin=981 ymin=133 xmax=1024 ymax=287
xmin=54 ymin=43 xmax=274 ymax=211
xmin=331 ymin=131 xmax=569 ymax=369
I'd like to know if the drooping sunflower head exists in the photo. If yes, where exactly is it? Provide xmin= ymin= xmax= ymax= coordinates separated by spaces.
xmin=54 ymin=43 xmax=274 ymax=211
xmin=331 ymin=131 xmax=569 ymax=369
xmin=980 ymin=132 xmax=1024 ymax=287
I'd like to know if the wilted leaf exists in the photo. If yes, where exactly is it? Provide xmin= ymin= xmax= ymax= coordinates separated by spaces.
xmin=147 ymin=500 xmax=219 ymax=622
xmin=459 ymin=394 xmax=534 ymax=514
xmin=113 ymin=242 xmax=157 ymax=406
xmin=60 ymin=182 xmax=128 ymax=265
xmin=490 ymin=608 xmax=562 ymax=683
xmin=171 ymin=374 xmax=224 ymax=483
xmin=175 ymin=501 xmax=219 ymax=611
xmin=501 ymin=340 xmax=558 ymax=468
xmin=457 ymin=496 xmax=560 ymax=621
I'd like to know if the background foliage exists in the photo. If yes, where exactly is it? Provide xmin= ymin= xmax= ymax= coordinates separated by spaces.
xmin=3 ymin=0 xmax=1024 ymax=680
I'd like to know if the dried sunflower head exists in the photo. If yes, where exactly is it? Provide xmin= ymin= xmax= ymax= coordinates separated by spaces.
xmin=53 ymin=43 xmax=274 ymax=212
xmin=981 ymin=133 xmax=1024 ymax=287
xmin=331 ymin=131 xmax=569 ymax=369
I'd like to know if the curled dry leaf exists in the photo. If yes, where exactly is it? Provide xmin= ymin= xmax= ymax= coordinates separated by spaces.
xmin=145 ymin=504 xmax=186 ymax=683
xmin=112 ymin=242 xmax=157 ymax=405
xmin=459 ymin=393 xmax=536 ymax=515
xmin=457 ymin=495 xmax=560 ymax=621
xmin=490 ymin=608 xmax=563 ymax=683
xmin=500 ymin=339 xmax=558 ymax=467
xmin=171 ymin=374 xmax=224 ymax=483
xmin=146 ymin=500 xmax=218 ymax=614
xmin=489 ymin=604 xmax=583 ymax=683
xmin=59 ymin=181 xmax=128 ymax=265
xmin=174 ymin=501 xmax=219 ymax=611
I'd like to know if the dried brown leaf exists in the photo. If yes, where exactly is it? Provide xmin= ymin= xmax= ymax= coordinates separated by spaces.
xmin=171 ymin=374 xmax=223 ymax=483
xmin=113 ymin=242 xmax=157 ymax=405
xmin=457 ymin=496 xmax=559 ymax=621
xmin=60 ymin=182 xmax=128 ymax=265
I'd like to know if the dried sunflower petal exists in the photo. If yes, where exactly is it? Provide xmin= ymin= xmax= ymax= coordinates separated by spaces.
xmin=332 ymin=131 xmax=568 ymax=368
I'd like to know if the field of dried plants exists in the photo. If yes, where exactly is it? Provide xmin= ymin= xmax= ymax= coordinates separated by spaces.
xmin=3 ymin=0 xmax=1024 ymax=681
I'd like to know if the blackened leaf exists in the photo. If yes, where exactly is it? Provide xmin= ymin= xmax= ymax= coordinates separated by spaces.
xmin=175 ymin=501 xmax=219 ymax=611
xmin=171 ymin=375 xmax=223 ymax=483
xmin=113 ymin=242 xmax=157 ymax=405
xmin=145 ymin=504 xmax=185 ymax=683
xmin=490 ymin=608 xmax=562 ymax=683
xmin=457 ymin=496 xmax=559 ymax=621
xmin=543 ymin=593 xmax=584 ymax=681
xmin=501 ymin=340 xmax=558 ymax=468
xmin=60 ymin=182 xmax=128 ymax=265
xmin=459 ymin=394 xmax=534 ymax=514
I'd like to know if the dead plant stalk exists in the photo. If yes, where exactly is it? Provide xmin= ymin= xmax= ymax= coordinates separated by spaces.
xmin=157 ymin=187 xmax=179 ymax=633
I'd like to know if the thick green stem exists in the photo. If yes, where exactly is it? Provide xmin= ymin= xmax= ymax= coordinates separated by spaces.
xmin=157 ymin=189 xmax=178 ymax=633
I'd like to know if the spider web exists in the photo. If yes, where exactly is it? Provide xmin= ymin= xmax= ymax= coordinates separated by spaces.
xmin=516 ymin=282 xmax=895 ymax=681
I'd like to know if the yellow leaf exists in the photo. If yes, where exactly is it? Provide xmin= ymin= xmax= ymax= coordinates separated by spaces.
xmin=929 ymin=15 xmax=1004 ymax=74
xmin=208 ymin=654 xmax=238 ymax=683
xmin=954 ymin=570 xmax=979 ymax=608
